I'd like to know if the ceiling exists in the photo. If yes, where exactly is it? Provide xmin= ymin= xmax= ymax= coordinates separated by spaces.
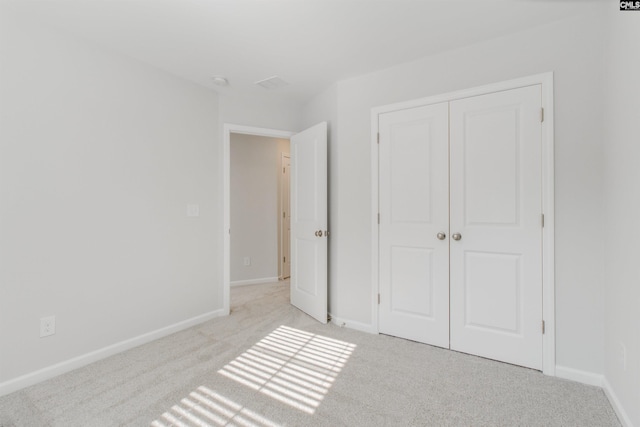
xmin=3 ymin=0 xmax=600 ymax=102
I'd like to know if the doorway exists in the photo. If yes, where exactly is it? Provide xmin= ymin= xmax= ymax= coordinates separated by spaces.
xmin=223 ymin=125 xmax=295 ymax=315
xmin=223 ymin=123 xmax=329 ymax=324
xmin=229 ymin=133 xmax=290 ymax=286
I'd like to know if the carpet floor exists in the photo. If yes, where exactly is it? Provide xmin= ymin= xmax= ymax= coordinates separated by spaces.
xmin=0 ymin=281 xmax=621 ymax=426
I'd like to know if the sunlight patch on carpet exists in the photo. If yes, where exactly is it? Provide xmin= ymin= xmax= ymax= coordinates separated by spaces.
xmin=218 ymin=325 xmax=357 ymax=414
xmin=151 ymin=385 xmax=280 ymax=427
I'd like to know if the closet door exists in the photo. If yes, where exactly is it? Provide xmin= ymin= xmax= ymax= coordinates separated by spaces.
xmin=378 ymin=102 xmax=450 ymax=348
xmin=449 ymin=86 xmax=543 ymax=369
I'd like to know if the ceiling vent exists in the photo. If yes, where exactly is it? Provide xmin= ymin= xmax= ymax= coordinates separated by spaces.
xmin=254 ymin=76 xmax=289 ymax=90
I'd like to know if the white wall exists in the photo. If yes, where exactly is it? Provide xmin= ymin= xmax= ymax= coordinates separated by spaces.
xmin=602 ymin=3 xmax=640 ymax=426
xmin=220 ymin=92 xmax=303 ymax=132
xmin=230 ymin=134 xmax=289 ymax=284
xmin=0 ymin=11 xmax=220 ymax=388
xmin=309 ymin=6 xmax=607 ymax=374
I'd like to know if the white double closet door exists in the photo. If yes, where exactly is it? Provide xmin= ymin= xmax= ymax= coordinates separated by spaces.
xmin=378 ymin=85 xmax=543 ymax=370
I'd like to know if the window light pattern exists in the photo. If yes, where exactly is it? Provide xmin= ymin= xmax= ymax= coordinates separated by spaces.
xmin=151 ymin=385 xmax=280 ymax=427
xmin=218 ymin=325 xmax=357 ymax=414
xmin=151 ymin=326 xmax=356 ymax=426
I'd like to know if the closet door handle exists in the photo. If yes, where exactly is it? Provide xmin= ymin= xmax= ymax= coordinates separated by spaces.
xmin=437 ymin=232 xmax=446 ymax=240
xmin=452 ymin=233 xmax=462 ymax=241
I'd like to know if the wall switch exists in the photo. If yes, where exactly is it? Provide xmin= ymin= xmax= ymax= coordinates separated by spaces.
xmin=187 ymin=204 xmax=200 ymax=217
xmin=40 ymin=316 xmax=56 ymax=337
xmin=244 ymin=257 xmax=251 ymax=266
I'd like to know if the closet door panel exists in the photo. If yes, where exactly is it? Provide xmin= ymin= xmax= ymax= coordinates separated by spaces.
xmin=378 ymin=102 xmax=450 ymax=348
xmin=449 ymin=85 xmax=543 ymax=370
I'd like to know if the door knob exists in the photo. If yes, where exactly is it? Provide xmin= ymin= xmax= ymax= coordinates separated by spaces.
xmin=315 ymin=230 xmax=323 ymax=237
xmin=437 ymin=232 xmax=446 ymax=240
xmin=452 ymin=233 xmax=462 ymax=241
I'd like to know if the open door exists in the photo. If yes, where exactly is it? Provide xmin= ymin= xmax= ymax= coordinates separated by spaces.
xmin=290 ymin=122 xmax=328 ymax=323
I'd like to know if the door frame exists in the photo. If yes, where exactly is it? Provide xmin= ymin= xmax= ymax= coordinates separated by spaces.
xmin=223 ymin=124 xmax=295 ymax=315
xmin=280 ymin=152 xmax=291 ymax=280
xmin=370 ymin=72 xmax=556 ymax=376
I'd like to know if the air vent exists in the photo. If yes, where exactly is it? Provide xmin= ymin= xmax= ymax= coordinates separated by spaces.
xmin=254 ymin=76 xmax=289 ymax=90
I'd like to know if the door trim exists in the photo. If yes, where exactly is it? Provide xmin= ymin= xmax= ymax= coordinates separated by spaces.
xmin=223 ymin=124 xmax=295 ymax=316
xmin=280 ymin=152 xmax=291 ymax=280
xmin=370 ymin=72 xmax=556 ymax=376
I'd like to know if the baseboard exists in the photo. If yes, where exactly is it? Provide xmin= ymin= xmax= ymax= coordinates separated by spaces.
xmin=602 ymin=377 xmax=634 ymax=427
xmin=231 ymin=277 xmax=279 ymax=287
xmin=329 ymin=314 xmax=377 ymax=334
xmin=0 ymin=308 xmax=226 ymax=397
xmin=555 ymin=365 xmax=604 ymax=387
xmin=531 ymin=366 xmax=633 ymax=425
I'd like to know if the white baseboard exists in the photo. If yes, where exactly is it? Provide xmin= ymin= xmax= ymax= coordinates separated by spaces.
xmin=329 ymin=314 xmax=377 ymax=334
xmin=555 ymin=365 xmax=604 ymax=387
xmin=0 ymin=308 xmax=226 ymax=397
xmin=231 ymin=277 xmax=279 ymax=287
xmin=554 ymin=365 xmax=635 ymax=426
xmin=602 ymin=377 xmax=634 ymax=427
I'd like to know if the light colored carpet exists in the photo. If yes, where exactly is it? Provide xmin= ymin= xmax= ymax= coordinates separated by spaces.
xmin=0 ymin=281 xmax=621 ymax=426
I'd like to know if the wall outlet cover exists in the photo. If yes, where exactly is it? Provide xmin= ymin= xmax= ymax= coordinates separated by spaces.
xmin=40 ymin=316 xmax=56 ymax=337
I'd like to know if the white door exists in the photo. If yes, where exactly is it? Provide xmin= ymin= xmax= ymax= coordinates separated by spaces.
xmin=290 ymin=122 xmax=328 ymax=324
xmin=449 ymin=85 xmax=543 ymax=369
xmin=378 ymin=103 xmax=450 ymax=348
xmin=281 ymin=154 xmax=291 ymax=279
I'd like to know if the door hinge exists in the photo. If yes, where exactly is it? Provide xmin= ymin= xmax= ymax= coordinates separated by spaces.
xmin=229 ymin=228 xmax=231 ymax=234
xmin=283 ymin=256 xmax=286 ymax=263
xmin=378 ymin=293 xmax=380 ymax=305
xmin=283 ymin=167 xmax=285 ymax=173
xmin=542 ymin=320 xmax=546 ymax=334
xmin=540 ymin=107 xmax=544 ymax=123
xmin=283 ymin=211 xmax=286 ymax=218
xmin=377 ymin=213 xmax=380 ymax=224
xmin=377 ymin=133 xmax=380 ymax=144
xmin=541 ymin=213 xmax=545 ymax=228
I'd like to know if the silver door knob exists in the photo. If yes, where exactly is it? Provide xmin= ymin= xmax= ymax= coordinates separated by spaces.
xmin=452 ymin=233 xmax=462 ymax=241
xmin=437 ymin=232 xmax=446 ymax=240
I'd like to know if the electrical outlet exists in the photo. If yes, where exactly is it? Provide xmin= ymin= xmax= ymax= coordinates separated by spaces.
xmin=244 ymin=257 xmax=251 ymax=266
xmin=40 ymin=316 xmax=56 ymax=338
